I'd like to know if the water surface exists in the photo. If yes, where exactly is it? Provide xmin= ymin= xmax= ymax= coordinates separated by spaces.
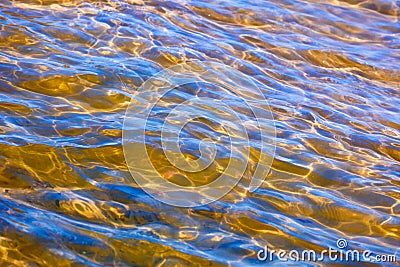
xmin=0 ymin=0 xmax=399 ymax=266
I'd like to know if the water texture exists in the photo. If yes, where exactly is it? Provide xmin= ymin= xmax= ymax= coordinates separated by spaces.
xmin=0 ymin=0 xmax=399 ymax=266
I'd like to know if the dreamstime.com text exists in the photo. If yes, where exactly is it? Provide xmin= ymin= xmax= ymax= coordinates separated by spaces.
xmin=257 ymin=239 xmax=397 ymax=263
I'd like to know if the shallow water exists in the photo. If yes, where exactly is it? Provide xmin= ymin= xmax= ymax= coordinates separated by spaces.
xmin=0 ymin=0 xmax=399 ymax=266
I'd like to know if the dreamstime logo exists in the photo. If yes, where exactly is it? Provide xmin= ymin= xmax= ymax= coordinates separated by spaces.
xmin=257 ymin=238 xmax=397 ymax=263
xmin=122 ymin=60 xmax=276 ymax=207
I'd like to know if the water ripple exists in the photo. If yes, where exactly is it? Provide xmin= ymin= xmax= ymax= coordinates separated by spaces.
xmin=0 ymin=0 xmax=399 ymax=266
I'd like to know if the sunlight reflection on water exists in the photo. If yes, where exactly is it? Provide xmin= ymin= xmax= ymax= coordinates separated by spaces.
xmin=0 ymin=0 xmax=399 ymax=266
